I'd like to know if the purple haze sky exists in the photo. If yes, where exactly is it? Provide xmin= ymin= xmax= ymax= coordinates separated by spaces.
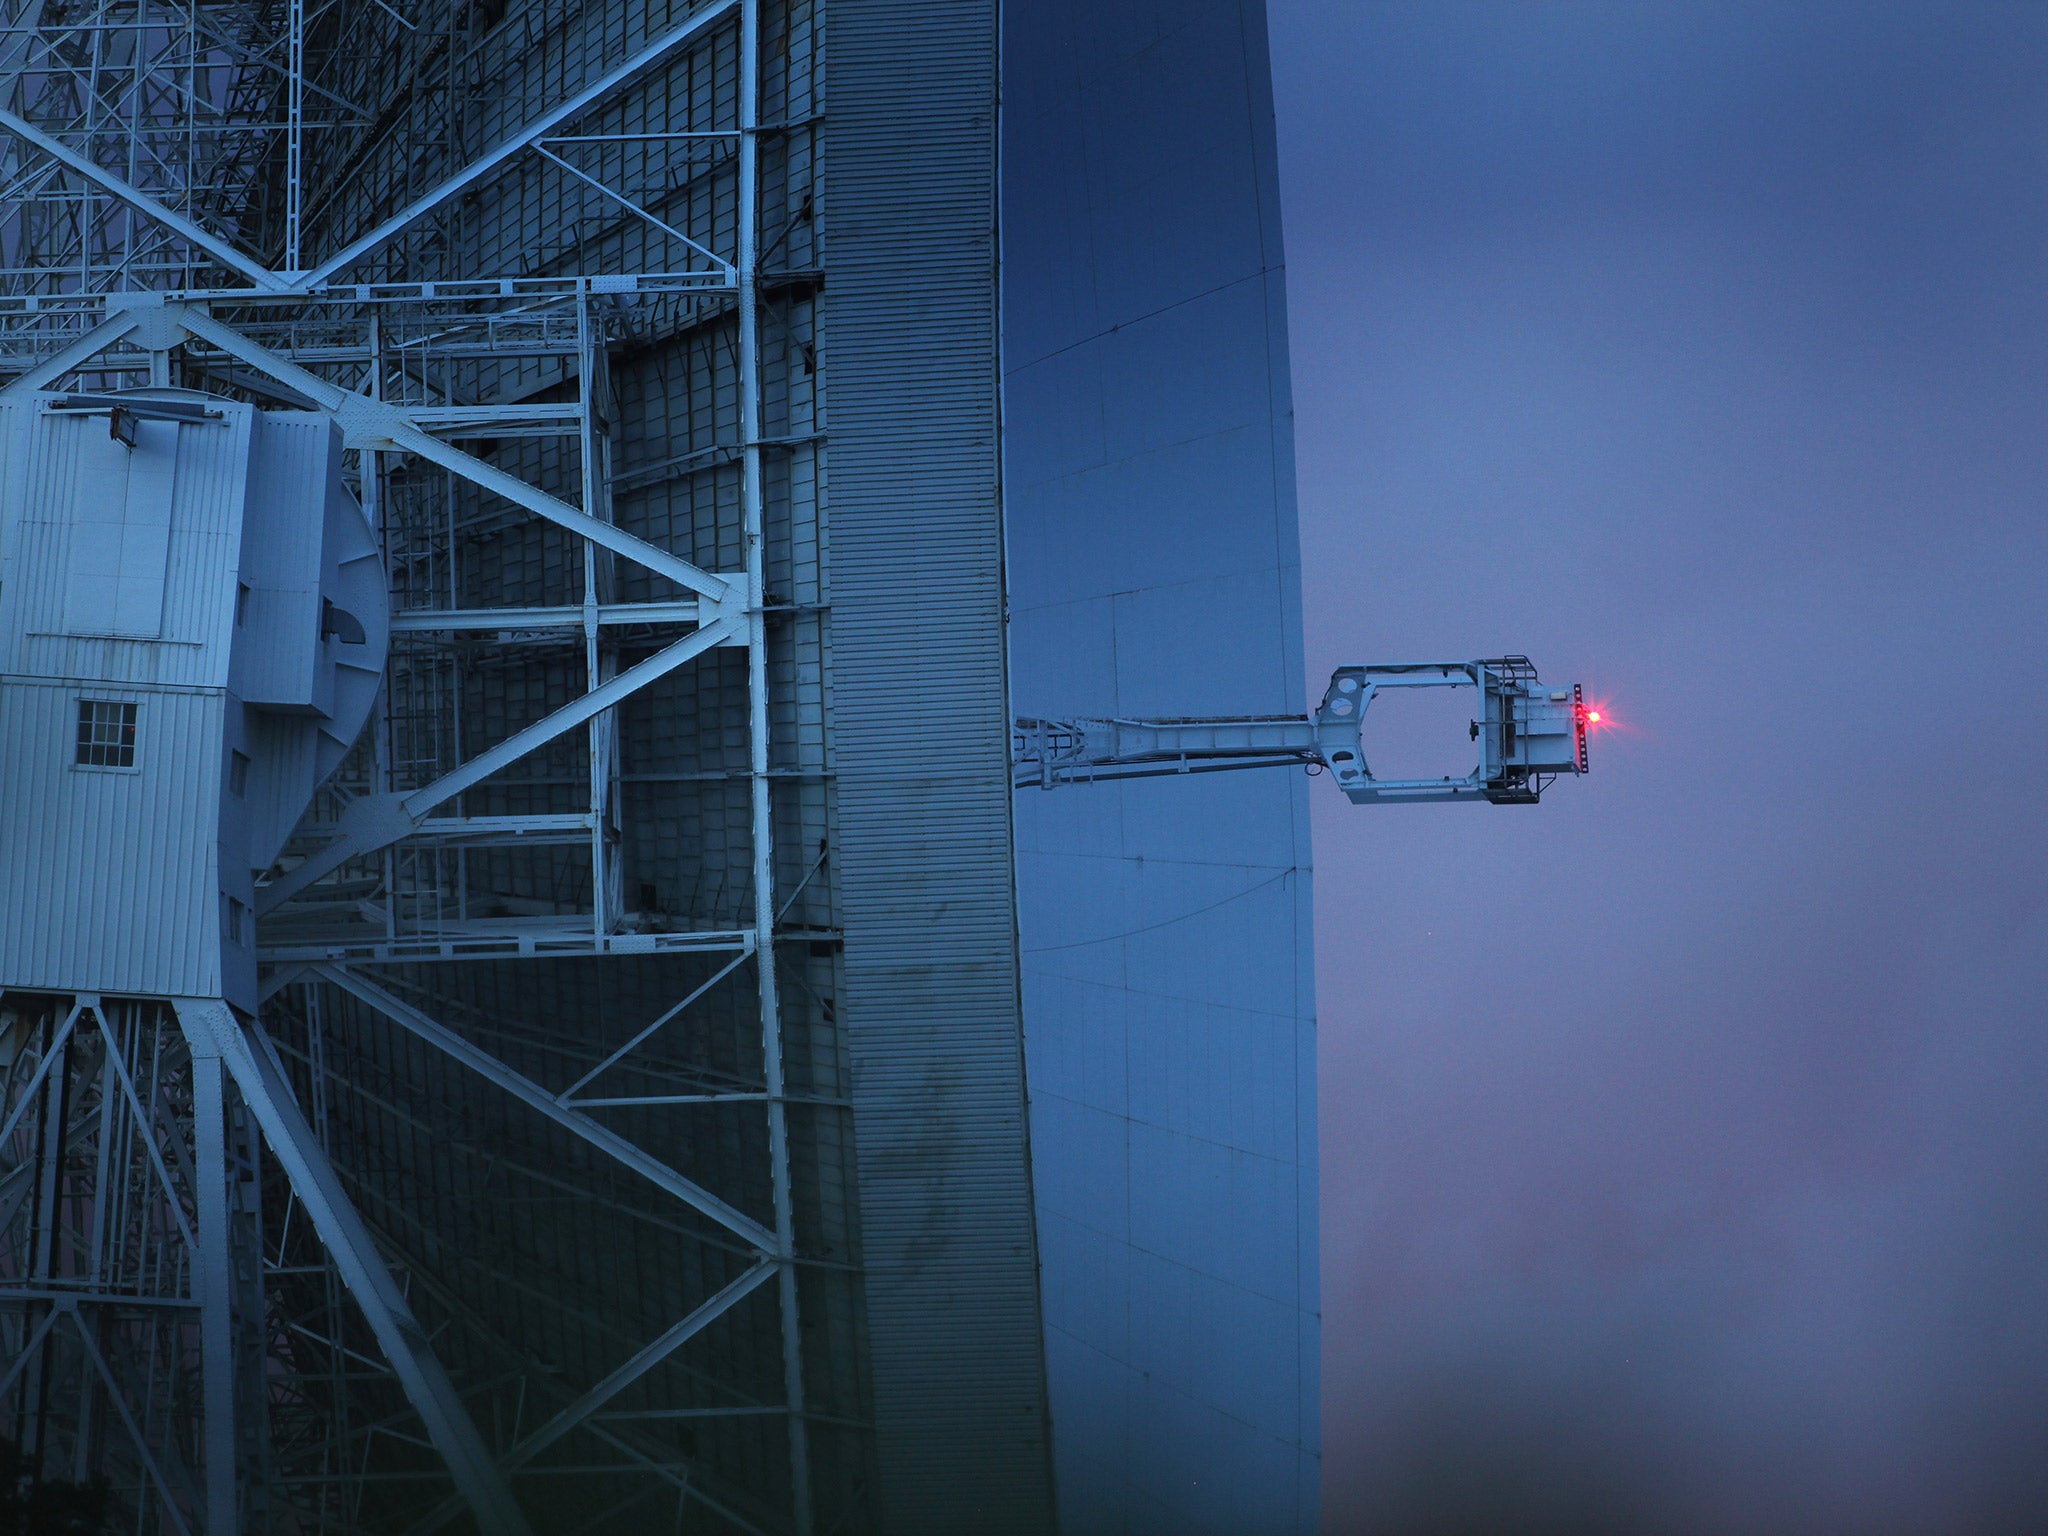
xmin=1268 ymin=3 xmax=2048 ymax=1531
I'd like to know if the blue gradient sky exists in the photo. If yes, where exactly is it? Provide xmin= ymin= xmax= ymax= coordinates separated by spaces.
xmin=1269 ymin=4 xmax=2048 ymax=1530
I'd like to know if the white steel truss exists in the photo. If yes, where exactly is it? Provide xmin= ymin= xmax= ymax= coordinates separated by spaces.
xmin=0 ymin=0 xmax=846 ymax=1528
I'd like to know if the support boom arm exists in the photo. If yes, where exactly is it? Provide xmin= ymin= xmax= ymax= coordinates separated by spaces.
xmin=1013 ymin=657 xmax=1590 ymax=805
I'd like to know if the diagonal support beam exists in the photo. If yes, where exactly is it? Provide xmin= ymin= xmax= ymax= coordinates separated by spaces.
xmin=174 ymin=1000 xmax=535 ymax=1536
xmin=512 ymin=1262 xmax=776 ymax=1461
xmin=298 ymin=0 xmax=738 ymax=287
xmin=0 ymin=1306 xmax=61 ymax=1399
xmin=0 ymin=108 xmax=290 ymax=291
xmin=407 ymin=1262 xmax=776 ymax=1536
xmin=0 ymin=308 xmax=143 ymax=398
xmin=93 ymin=1010 xmax=199 ymax=1254
xmin=174 ymin=308 xmax=738 ymax=602
xmin=559 ymin=948 xmax=753 ymax=1102
xmin=531 ymin=144 xmax=733 ymax=278
xmin=0 ymin=301 xmax=740 ymax=609
xmin=256 ymin=618 xmax=736 ymax=913
xmin=309 ymin=965 xmax=779 ymax=1254
xmin=396 ymin=620 xmax=735 ymax=815
xmin=70 ymin=1312 xmax=197 ymax=1536
xmin=0 ymin=3 xmax=736 ymax=295
xmin=0 ymin=999 xmax=82 ymax=1147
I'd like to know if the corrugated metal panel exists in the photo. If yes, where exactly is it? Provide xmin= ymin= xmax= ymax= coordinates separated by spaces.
xmin=234 ymin=413 xmax=334 ymax=709
xmin=826 ymin=2 xmax=1059 ymax=1529
xmin=0 ymin=679 xmax=224 ymax=997
xmin=1003 ymin=2 xmax=1322 ymax=1532
xmin=61 ymin=416 xmax=175 ymax=639
xmin=0 ymin=401 xmax=77 ymax=675
xmin=0 ymin=396 xmax=247 ymax=1003
xmin=0 ymin=397 xmax=251 ymax=689
xmin=158 ymin=402 xmax=251 ymax=660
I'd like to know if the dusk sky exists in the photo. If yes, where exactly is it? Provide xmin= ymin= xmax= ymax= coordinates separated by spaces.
xmin=1268 ymin=3 xmax=2048 ymax=1531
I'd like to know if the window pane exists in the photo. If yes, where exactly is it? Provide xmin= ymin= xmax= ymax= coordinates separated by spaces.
xmin=75 ymin=700 xmax=138 ymax=768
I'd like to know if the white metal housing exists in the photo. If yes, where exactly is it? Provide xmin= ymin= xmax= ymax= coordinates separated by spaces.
xmin=0 ymin=392 xmax=384 ymax=1010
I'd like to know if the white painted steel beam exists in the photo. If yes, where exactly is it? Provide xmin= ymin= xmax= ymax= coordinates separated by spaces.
xmin=576 ymin=296 xmax=620 ymax=940
xmin=736 ymin=1 xmax=812 ymax=1523
xmin=414 ymin=1260 xmax=776 ymax=1536
xmin=402 ymin=403 xmax=585 ymax=433
xmin=0 ymin=306 xmax=740 ymax=606
xmin=390 ymin=599 xmax=703 ymax=632
xmin=94 ymin=1010 xmax=199 ymax=1254
xmin=0 ymin=1309 xmax=60 ymax=1400
xmin=171 ymin=309 xmax=741 ymax=603
xmin=0 ymin=308 xmax=143 ymax=398
xmin=257 ymin=618 xmax=738 ymax=913
xmin=530 ymin=144 xmax=734 ymax=279
xmin=0 ymin=108 xmax=292 ymax=291
xmin=405 ymin=815 xmax=594 ymax=846
xmin=307 ymin=965 xmax=780 ymax=1254
xmin=257 ymin=929 xmax=753 ymax=965
xmin=405 ymin=623 xmax=733 ymax=808
xmin=191 ymin=1054 xmax=237 ymax=1536
xmin=295 ymin=813 xmax=593 ymax=842
xmin=0 ymin=7 xmax=737 ymax=300
xmin=557 ymin=949 xmax=754 ymax=1101
xmin=297 ymin=0 xmax=740 ymax=287
xmin=0 ymin=999 xmax=82 ymax=1147
xmin=174 ymin=1000 xmax=533 ymax=1536
xmin=70 ymin=1313 xmax=197 ymax=1536
xmin=511 ymin=1260 xmax=776 ymax=1452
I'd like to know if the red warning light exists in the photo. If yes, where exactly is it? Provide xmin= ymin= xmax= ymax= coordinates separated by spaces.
xmin=1588 ymin=711 xmax=1602 ymax=723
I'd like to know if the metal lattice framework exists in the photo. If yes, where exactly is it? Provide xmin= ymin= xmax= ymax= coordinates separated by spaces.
xmin=0 ymin=0 xmax=858 ymax=1529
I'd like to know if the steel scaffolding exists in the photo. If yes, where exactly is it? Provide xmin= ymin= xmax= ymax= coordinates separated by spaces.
xmin=0 ymin=0 xmax=856 ymax=1529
